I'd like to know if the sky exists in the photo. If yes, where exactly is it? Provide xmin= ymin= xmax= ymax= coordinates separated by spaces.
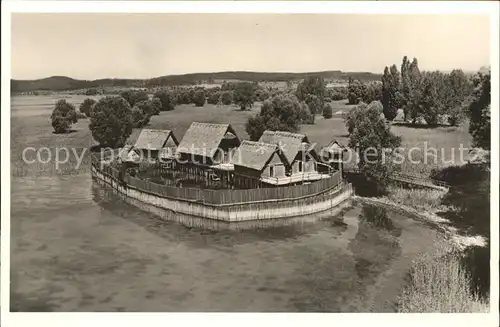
xmin=11 ymin=14 xmax=491 ymax=80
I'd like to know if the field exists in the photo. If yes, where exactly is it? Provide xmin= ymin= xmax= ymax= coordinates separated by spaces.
xmin=11 ymin=96 xmax=473 ymax=178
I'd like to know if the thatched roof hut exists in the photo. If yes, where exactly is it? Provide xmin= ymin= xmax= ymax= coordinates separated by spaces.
xmin=324 ymin=140 xmax=346 ymax=154
xmin=134 ymin=129 xmax=178 ymax=151
xmin=232 ymin=140 xmax=289 ymax=172
xmin=176 ymin=122 xmax=240 ymax=164
xmin=258 ymin=130 xmax=315 ymax=163
xmin=117 ymin=145 xmax=140 ymax=163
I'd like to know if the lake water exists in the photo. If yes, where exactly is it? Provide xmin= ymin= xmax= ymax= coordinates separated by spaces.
xmin=9 ymin=95 xmax=442 ymax=312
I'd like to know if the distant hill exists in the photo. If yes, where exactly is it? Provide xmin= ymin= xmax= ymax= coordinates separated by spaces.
xmin=11 ymin=70 xmax=382 ymax=93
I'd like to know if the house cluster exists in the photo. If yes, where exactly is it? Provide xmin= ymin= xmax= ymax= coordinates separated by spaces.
xmin=120 ymin=122 xmax=346 ymax=188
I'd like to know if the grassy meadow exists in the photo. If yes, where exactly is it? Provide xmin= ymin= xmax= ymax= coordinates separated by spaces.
xmin=11 ymin=95 xmax=473 ymax=179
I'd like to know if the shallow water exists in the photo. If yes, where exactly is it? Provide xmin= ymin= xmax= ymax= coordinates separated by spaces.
xmin=10 ymin=172 xmax=441 ymax=312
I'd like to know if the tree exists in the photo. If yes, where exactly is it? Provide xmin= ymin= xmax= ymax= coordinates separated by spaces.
xmin=175 ymin=88 xmax=192 ymax=104
xmin=89 ymin=96 xmax=133 ymax=148
xmin=131 ymin=99 xmax=157 ymax=127
xmin=344 ymin=102 xmax=367 ymax=135
xmin=367 ymin=100 xmax=384 ymax=115
xmin=347 ymin=104 xmax=402 ymax=194
xmin=79 ymin=98 xmax=96 ymax=117
xmin=304 ymin=94 xmax=322 ymax=114
xmin=233 ymin=82 xmax=256 ymax=110
xmin=400 ymin=56 xmax=411 ymax=112
xmin=468 ymin=72 xmax=490 ymax=150
xmin=245 ymin=94 xmax=302 ymax=140
xmin=51 ymin=99 xmax=78 ymax=133
xmin=193 ymin=89 xmax=206 ymax=107
xmin=406 ymin=58 xmax=422 ymax=123
xmin=323 ymin=104 xmax=333 ymax=119
xmin=444 ymin=69 xmax=471 ymax=126
xmin=153 ymin=89 xmax=176 ymax=111
xmin=420 ymin=71 xmax=447 ymax=126
xmin=120 ymin=89 xmax=149 ymax=107
xmin=220 ymin=90 xmax=233 ymax=105
xmin=207 ymin=90 xmax=220 ymax=105
xmin=255 ymin=89 xmax=270 ymax=102
xmin=150 ymin=98 xmax=162 ymax=115
xmin=347 ymin=78 xmax=367 ymax=105
xmin=363 ymin=82 xmax=383 ymax=104
xmin=131 ymin=106 xmax=150 ymax=128
xmin=296 ymin=76 xmax=326 ymax=106
xmin=381 ymin=65 xmax=401 ymax=121
xmin=298 ymin=102 xmax=315 ymax=124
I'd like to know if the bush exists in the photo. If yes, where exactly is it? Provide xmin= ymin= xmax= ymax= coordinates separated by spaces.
xmin=193 ymin=89 xmax=206 ymax=107
xmin=329 ymin=87 xmax=348 ymax=101
xmin=364 ymin=81 xmax=383 ymax=103
xmin=85 ymin=88 xmax=99 ymax=96
xmin=323 ymin=104 xmax=333 ymax=119
xmin=386 ymin=186 xmax=447 ymax=212
xmin=89 ymin=96 xmax=133 ymax=148
xmin=153 ymin=89 xmax=176 ymax=111
xmin=367 ymin=100 xmax=384 ymax=114
xmin=51 ymin=115 xmax=71 ymax=134
xmin=51 ymin=99 xmax=78 ymax=133
xmin=220 ymin=90 xmax=233 ymax=105
xmin=79 ymin=98 xmax=96 ymax=117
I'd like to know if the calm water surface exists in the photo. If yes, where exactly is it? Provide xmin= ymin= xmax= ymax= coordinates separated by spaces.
xmin=11 ymin=172 xmax=441 ymax=312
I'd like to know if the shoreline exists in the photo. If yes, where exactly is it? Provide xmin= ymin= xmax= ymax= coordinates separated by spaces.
xmin=353 ymin=195 xmax=487 ymax=251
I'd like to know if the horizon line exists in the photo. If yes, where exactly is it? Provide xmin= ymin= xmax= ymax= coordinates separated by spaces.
xmin=12 ymin=66 xmax=487 ymax=82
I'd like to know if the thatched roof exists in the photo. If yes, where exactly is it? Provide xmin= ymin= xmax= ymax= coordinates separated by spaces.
xmin=117 ymin=145 xmax=140 ymax=163
xmin=134 ymin=129 xmax=177 ymax=150
xmin=258 ymin=130 xmax=309 ymax=163
xmin=177 ymin=122 xmax=240 ymax=158
xmin=324 ymin=140 xmax=346 ymax=153
xmin=232 ymin=140 xmax=288 ymax=171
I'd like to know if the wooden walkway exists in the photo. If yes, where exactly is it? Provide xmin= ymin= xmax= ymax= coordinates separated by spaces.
xmin=345 ymin=168 xmax=450 ymax=191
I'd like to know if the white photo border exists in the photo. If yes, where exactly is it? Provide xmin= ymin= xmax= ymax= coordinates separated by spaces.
xmin=1 ymin=1 xmax=499 ymax=327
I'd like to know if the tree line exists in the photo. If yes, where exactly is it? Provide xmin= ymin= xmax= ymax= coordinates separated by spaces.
xmin=51 ymin=58 xmax=489 ymax=160
xmin=347 ymin=56 xmax=475 ymax=127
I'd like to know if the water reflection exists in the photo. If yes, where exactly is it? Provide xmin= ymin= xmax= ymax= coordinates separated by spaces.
xmin=359 ymin=204 xmax=402 ymax=237
xmin=91 ymin=182 xmax=350 ymax=246
xmin=12 ymin=175 xmax=440 ymax=312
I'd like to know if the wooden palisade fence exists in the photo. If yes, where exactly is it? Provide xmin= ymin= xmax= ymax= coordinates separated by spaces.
xmin=91 ymin=153 xmax=344 ymax=205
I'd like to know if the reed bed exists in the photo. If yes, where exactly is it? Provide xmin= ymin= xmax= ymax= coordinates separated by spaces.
xmin=386 ymin=186 xmax=450 ymax=213
xmin=398 ymin=248 xmax=489 ymax=312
